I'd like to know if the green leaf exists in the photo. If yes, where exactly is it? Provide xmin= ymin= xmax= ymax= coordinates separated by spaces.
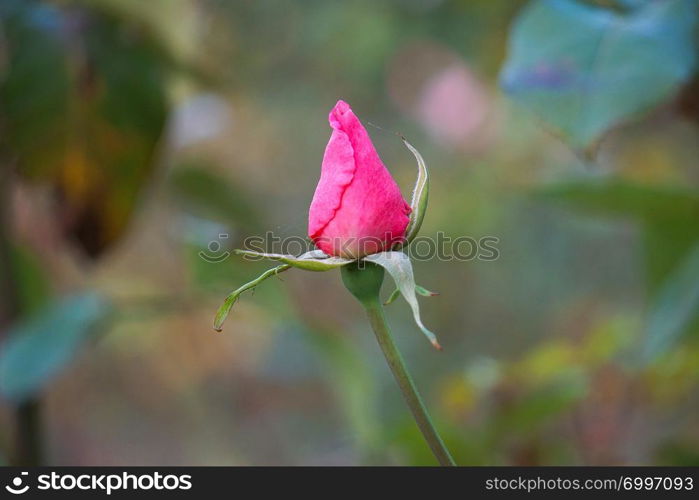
xmin=234 ymin=249 xmax=354 ymax=271
xmin=402 ymin=137 xmax=430 ymax=244
xmin=0 ymin=293 xmax=110 ymax=403
xmin=639 ymin=243 xmax=699 ymax=364
xmin=500 ymin=0 xmax=698 ymax=149
xmin=363 ymin=251 xmax=441 ymax=349
xmin=213 ymin=264 xmax=291 ymax=332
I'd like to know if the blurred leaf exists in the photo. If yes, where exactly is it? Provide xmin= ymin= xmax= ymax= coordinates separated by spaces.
xmin=1 ymin=2 xmax=170 ymax=257
xmin=0 ymin=1 xmax=70 ymax=176
xmin=62 ymin=12 xmax=169 ymax=256
xmin=616 ymin=0 xmax=652 ymax=8
xmin=538 ymin=180 xmax=699 ymax=220
xmin=0 ymin=293 xmax=110 ymax=403
xmin=10 ymin=245 xmax=51 ymax=317
xmin=493 ymin=376 xmax=587 ymax=434
xmin=537 ymin=180 xmax=699 ymax=359
xmin=582 ymin=314 xmax=635 ymax=363
xmin=640 ymin=243 xmax=699 ymax=364
xmin=74 ymin=0 xmax=204 ymax=73
xmin=516 ymin=341 xmax=577 ymax=383
xmin=539 ymin=180 xmax=699 ymax=287
xmin=501 ymin=0 xmax=698 ymax=149
xmin=169 ymin=164 xmax=260 ymax=232
xmin=644 ymin=220 xmax=699 ymax=291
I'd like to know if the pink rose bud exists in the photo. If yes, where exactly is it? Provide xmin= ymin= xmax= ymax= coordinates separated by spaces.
xmin=308 ymin=100 xmax=411 ymax=258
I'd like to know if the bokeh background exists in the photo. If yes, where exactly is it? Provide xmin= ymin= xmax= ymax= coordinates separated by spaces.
xmin=1 ymin=0 xmax=699 ymax=465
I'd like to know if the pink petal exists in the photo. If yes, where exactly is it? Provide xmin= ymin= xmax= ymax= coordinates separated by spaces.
xmin=308 ymin=100 xmax=411 ymax=258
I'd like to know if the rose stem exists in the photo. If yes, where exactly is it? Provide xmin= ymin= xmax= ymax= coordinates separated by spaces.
xmin=362 ymin=299 xmax=456 ymax=466
xmin=341 ymin=262 xmax=455 ymax=465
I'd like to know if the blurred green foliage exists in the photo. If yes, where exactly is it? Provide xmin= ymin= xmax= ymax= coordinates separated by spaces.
xmin=0 ymin=293 xmax=109 ymax=403
xmin=1 ymin=0 xmax=170 ymax=256
xmin=501 ymin=0 xmax=698 ymax=150
xmin=169 ymin=163 xmax=260 ymax=234
xmin=0 ymin=0 xmax=698 ymax=466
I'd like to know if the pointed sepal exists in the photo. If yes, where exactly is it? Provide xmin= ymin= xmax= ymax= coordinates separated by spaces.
xmin=363 ymin=251 xmax=441 ymax=349
xmin=234 ymin=249 xmax=354 ymax=271
xmin=213 ymin=264 xmax=290 ymax=332
xmin=402 ymin=137 xmax=429 ymax=245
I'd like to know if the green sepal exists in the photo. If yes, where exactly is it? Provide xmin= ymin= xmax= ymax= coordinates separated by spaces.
xmin=213 ymin=264 xmax=290 ymax=332
xmin=363 ymin=251 xmax=441 ymax=349
xmin=234 ymin=249 xmax=354 ymax=271
xmin=340 ymin=261 xmax=385 ymax=304
xmin=402 ymin=137 xmax=429 ymax=245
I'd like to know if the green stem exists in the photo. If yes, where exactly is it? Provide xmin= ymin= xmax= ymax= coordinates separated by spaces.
xmin=363 ymin=298 xmax=455 ymax=466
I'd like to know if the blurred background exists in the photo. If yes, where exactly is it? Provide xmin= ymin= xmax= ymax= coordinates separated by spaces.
xmin=1 ymin=0 xmax=699 ymax=466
